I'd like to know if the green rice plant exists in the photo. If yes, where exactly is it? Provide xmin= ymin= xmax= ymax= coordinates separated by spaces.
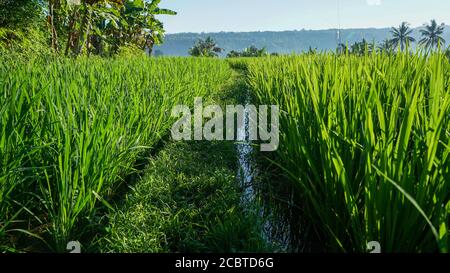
xmin=0 ymin=56 xmax=232 ymax=251
xmin=246 ymin=52 xmax=450 ymax=252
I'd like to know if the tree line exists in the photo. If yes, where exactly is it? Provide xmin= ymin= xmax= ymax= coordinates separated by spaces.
xmin=188 ymin=38 xmax=275 ymax=58
xmin=339 ymin=20 xmax=446 ymax=55
xmin=0 ymin=0 xmax=175 ymax=57
xmin=188 ymin=20 xmax=448 ymax=58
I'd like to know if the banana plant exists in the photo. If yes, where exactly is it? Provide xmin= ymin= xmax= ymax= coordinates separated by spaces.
xmin=77 ymin=1 xmax=121 ymax=55
xmin=67 ymin=0 xmax=175 ymax=56
xmin=65 ymin=0 xmax=121 ymax=56
xmin=118 ymin=0 xmax=176 ymax=55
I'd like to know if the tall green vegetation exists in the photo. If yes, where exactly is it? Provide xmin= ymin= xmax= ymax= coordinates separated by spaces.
xmin=0 ymin=56 xmax=232 ymax=252
xmin=245 ymin=52 xmax=450 ymax=252
xmin=0 ymin=0 xmax=175 ymax=56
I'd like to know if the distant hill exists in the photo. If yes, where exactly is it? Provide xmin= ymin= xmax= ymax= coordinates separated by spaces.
xmin=156 ymin=26 xmax=450 ymax=56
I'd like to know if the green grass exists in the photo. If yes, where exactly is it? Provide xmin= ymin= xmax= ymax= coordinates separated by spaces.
xmin=245 ymin=52 xmax=450 ymax=252
xmin=0 ymin=56 xmax=232 ymax=252
xmin=98 ymin=141 xmax=270 ymax=253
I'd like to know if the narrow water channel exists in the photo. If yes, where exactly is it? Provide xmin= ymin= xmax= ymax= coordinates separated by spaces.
xmin=235 ymin=92 xmax=294 ymax=252
xmin=236 ymin=95 xmax=256 ymax=204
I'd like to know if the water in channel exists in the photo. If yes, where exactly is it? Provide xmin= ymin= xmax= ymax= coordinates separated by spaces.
xmin=235 ymin=93 xmax=296 ymax=252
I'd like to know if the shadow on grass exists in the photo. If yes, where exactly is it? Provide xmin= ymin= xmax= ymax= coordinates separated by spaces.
xmin=96 ymin=141 xmax=271 ymax=253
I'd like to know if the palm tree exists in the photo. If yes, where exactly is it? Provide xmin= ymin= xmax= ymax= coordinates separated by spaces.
xmin=188 ymin=37 xmax=223 ymax=57
xmin=390 ymin=22 xmax=416 ymax=51
xmin=378 ymin=39 xmax=393 ymax=53
xmin=419 ymin=19 xmax=446 ymax=51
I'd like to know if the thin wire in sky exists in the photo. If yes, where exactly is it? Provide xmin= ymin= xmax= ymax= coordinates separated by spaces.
xmin=337 ymin=0 xmax=342 ymax=45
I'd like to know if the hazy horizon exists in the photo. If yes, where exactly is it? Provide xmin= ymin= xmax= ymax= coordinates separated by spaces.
xmin=159 ymin=0 xmax=450 ymax=34
xmin=162 ymin=24 xmax=450 ymax=35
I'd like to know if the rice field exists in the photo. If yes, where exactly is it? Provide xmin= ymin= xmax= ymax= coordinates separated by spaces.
xmin=0 ymin=56 xmax=232 ymax=252
xmin=1 ymin=52 xmax=450 ymax=253
xmin=245 ymin=52 xmax=450 ymax=252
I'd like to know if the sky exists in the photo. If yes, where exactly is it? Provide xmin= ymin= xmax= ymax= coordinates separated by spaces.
xmin=158 ymin=0 xmax=450 ymax=34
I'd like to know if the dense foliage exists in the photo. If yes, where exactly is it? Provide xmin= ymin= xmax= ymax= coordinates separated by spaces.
xmin=0 ymin=0 xmax=175 ymax=57
xmin=227 ymin=46 xmax=268 ymax=58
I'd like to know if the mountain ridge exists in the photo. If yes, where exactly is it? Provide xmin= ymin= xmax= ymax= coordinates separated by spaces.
xmin=156 ymin=26 xmax=450 ymax=56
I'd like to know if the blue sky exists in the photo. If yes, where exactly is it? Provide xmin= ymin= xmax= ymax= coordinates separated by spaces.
xmin=158 ymin=0 xmax=450 ymax=33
